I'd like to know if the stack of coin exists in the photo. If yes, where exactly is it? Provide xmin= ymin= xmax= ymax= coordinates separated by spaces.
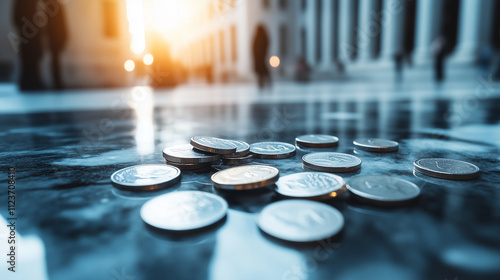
xmin=275 ymin=172 xmax=346 ymax=200
xmin=220 ymin=140 xmax=253 ymax=166
xmin=353 ymin=138 xmax=399 ymax=153
xmin=295 ymin=134 xmax=339 ymax=148
xmin=250 ymin=141 xmax=296 ymax=159
xmin=211 ymin=165 xmax=279 ymax=191
xmin=302 ymin=152 xmax=362 ymax=173
xmin=413 ymin=158 xmax=480 ymax=180
xmin=163 ymin=144 xmax=220 ymax=172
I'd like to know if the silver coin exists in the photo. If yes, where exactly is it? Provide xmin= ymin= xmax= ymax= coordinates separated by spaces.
xmin=222 ymin=140 xmax=251 ymax=158
xmin=250 ymin=142 xmax=296 ymax=159
xmin=190 ymin=136 xmax=237 ymax=155
xmin=353 ymin=138 xmax=399 ymax=152
xmin=414 ymin=158 xmax=480 ymax=180
xmin=165 ymin=160 xmax=213 ymax=171
xmin=347 ymin=176 xmax=420 ymax=204
xmin=111 ymin=164 xmax=181 ymax=191
xmin=211 ymin=165 xmax=279 ymax=190
xmin=303 ymin=152 xmax=362 ymax=173
xmin=141 ymin=191 xmax=227 ymax=231
xmin=221 ymin=154 xmax=254 ymax=166
xmin=163 ymin=144 xmax=221 ymax=164
xmin=275 ymin=172 xmax=346 ymax=200
xmin=257 ymin=200 xmax=344 ymax=242
xmin=295 ymin=134 xmax=339 ymax=148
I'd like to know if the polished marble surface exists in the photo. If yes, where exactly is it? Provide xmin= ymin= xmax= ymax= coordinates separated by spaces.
xmin=0 ymin=80 xmax=500 ymax=280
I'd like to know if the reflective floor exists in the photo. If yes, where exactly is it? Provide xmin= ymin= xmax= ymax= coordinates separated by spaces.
xmin=0 ymin=78 xmax=500 ymax=280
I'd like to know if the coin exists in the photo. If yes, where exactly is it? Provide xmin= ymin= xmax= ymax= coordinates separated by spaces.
xmin=141 ymin=191 xmax=228 ymax=231
xmin=413 ymin=158 xmax=480 ymax=180
xmin=347 ymin=176 xmax=420 ymax=205
xmin=165 ymin=160 xmax=213 ymax=171
xmin=190 ymin=136 xmax=237 ymax=155
xmin=353 ymin=138 xmax=399 ymax=152
xmin=111 ymin=164 xmax=181 ymax=191
xmin=302 ymin=152 xmax=361 ymax=173
xmin=211 ymin=165 xmax=279 ymax=190
xmin=163 ymin=144 xmax=221 ymax=164
xmin=295 ymin=134 xmax=339 ymax=148
xmin=222 ymin=140 xmax=251 ymax=158
xmin=250 ymin=142 xmax=296 ymax=159
xmin=275 ymin=172 xmax=346 ymax=200
xmin=257 ymin=200 xmax=344 ymax=242
xmin=221 ymin=154 xmax=254 ymax=166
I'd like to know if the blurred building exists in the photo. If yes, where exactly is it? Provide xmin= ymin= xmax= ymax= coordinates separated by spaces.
xmin=173 ymin=0 xmax=500 ymax=82
xmin=0 ymin=0 xmax=132 ymax=87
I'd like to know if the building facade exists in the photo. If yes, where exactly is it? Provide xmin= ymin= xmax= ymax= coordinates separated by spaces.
xmin=173 ymin=0 xmax=500 ymax=83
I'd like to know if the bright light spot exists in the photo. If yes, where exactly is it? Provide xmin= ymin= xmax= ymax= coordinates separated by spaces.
xmin=129 ymin=87 xmax=155 ymax=155
xmin=124 ymin=60 xmax=135 ymax=72
xmin=126 ymin=0 xmax=146 ymax=54
xmin=143 ymin=53 xmax=154 ymax=65
xmin=269 ymin=56 xmax=280 ymax=67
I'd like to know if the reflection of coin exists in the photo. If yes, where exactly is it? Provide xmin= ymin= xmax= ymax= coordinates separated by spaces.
xmin=347 ymin=176 xmax=420 ymax=205
xmin=222 ymin=140 xmax=251 ymax=158
xmin=295 ymin=134 xmax=339 ymax=148
xmin=257 ymin=200 xmax=344 ymax=242
xmin=163 ymin=144 xmax=221 ymax=164
xmin=190 ymin=136 xmax=237 ymax=155
xmin=353 ymin=138 xmax=399 ymax=152
xmin=111 ymin=164 xmax=181 ymax=191
xmin=302 ymin=152 xmax=361 ymax=173
xmin=141 ymin=191 xmax=227 ymax=231
xmin=275 ymin=172 xmax=346 ymax=200
xmin=250 ymin=142 xmax=296 ymax=159
xmin=211 ymin=165 xmax=279 ymax=190
xmin=413 ymin=158 xmax=480 ymax=180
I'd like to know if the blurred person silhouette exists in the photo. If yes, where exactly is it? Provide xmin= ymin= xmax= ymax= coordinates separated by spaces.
xmin=431 ymin=35 xmax=448 ymax=82
xmin=44 ymin=0 xmax=68 ymax=90
xmin=393 ymin=51 xmax=405 ymax=83
xmin=294 ymin=56 xmax=311 ymax=83
xmin=12 ymin=0 xmax=44 ymax=91
xmin=252 ymin=24 xmax=271 ymax=89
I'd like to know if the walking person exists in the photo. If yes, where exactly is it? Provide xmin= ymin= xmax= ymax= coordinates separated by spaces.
xmin=45 ymin=0 xmax=68 ymax=90
xmin=252 ymin=24 xmax=271 ymax=90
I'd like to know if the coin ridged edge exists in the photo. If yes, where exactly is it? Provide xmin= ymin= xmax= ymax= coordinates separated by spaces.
xmin=190 ymin=137 xmax=237 ymax=155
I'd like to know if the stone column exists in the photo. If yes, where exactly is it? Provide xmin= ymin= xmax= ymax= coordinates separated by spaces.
xmin=338 ymin=0 xmax=356 ymax=62
xmin=413 ymin=0 xmax=443 ymax=64
xmin=357 ymin=0 xmax=378 ymax=61
xmin=452 ymin=0 xmax=492 ymax=63
xmin=380 ymin=0 xmax=406 ymax=61
xmin=319 ymin=0 xmax=333 ymax=69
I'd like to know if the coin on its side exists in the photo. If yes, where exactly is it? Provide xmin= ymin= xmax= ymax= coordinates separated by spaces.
xmin=111 ymin=164 xmax=181 ymax=191
xmin=163 ymin=144 xmax=221 ymax=164
xmin=141 ymin=191 xmax=228 ymax=231
xmin=275 ymin=172 xmax=346 ymax=200
xmin=250 ymin=142 xmax=296 ymax=159
xmin=353 ymin=138 xmax=399 ymax=152
xmin=190 ymin=136 xmax=237 ymax=155
xmin=347 ymin=176 xmax=420 ymax=205
xmin=413 ymin=158 xmax=480 ymax=180
xmin=303 ymin=152 xmax=361 ymax=173
xmin=257 ymin=200 xmax=344 ymax=242
xmin=211 ymin=165 xmax=279 ymax=190
xmin=296 ymin=134 xmax=339 ymax=148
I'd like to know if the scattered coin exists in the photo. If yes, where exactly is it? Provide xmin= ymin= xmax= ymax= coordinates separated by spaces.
xmin=222 ymin=140 xmax=251 ymax=158
xmin=111 ymin=164 xmax=181 ymax=191
xmin=413 ymin=158 xmax=480 ymax=180
xmin=163 ymin=144 xmax=221 ymax=164
xmin=141 ymin=191 xmax=228 ymax=231
xmin=353 ymin=138 xmax=399 ymax=152
xmin=190 ymin=136 xmax=237 ymax=155
xmin=295 ymin=134 xmax=339 ymax=148
xmin=221 ymin=154 xmax=254 ymax=166
xmin=250 ymin=142 xmax=296 ymax=159
xmin=347 ymin=176 xmax=420 ymax=205
xmin=257 ymin=200 xmax=344 ymax=242
xmin=302 ymin=152 xmax=361 ymax=173
xmin=275 ymin=172 xmax=346 ymax=200
xmin=211 ymin=165 xmax=279 ymax=190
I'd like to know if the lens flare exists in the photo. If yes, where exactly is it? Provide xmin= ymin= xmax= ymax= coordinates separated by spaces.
xmin=124 ymin=60 xmax=136 ymax=72
xmin=143 ymin=53 xmax=154 ymax=65
xmin=269 ymin=56 xmax=280 ymax=67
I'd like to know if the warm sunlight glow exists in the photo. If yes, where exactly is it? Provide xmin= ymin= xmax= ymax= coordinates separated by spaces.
xmin=269 ymin=56 xmax=280 ymax=68
xmin=124 ymin=60 xmax=135 ymax=72
xmin=143 ymin=53 xmax=154 ymax=65
xmin=126 ymin=0 xmax=146 ymax=54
